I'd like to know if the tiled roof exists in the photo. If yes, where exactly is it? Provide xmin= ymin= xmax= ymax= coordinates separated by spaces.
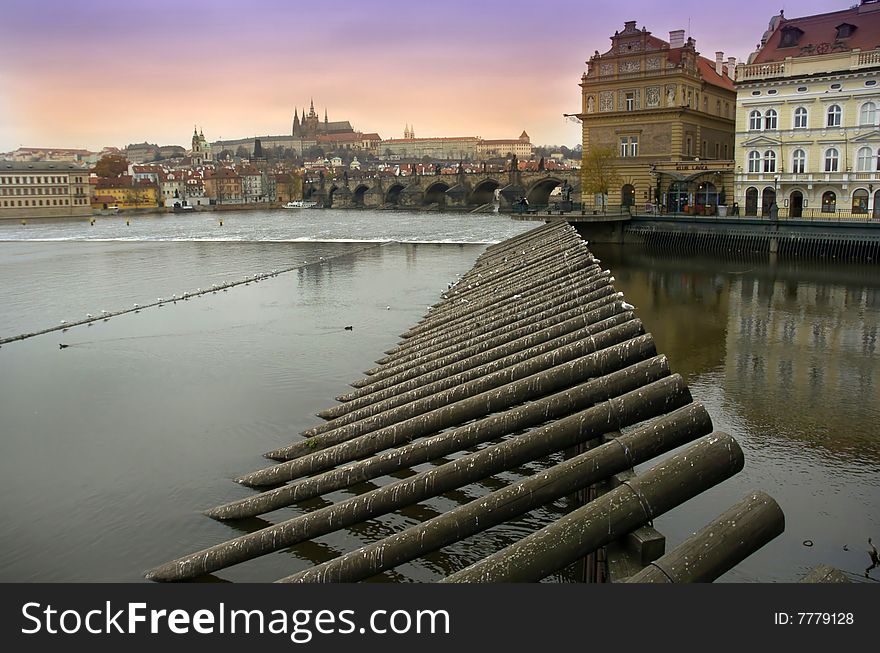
xmin=751 ymin=4 xmax=880 ymax=63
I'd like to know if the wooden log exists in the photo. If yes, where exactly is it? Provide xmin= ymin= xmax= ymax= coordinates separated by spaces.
xmin=625 ymin=491 xmax=784 ymax=583
xmin=277 ymin=402 xmax=713 ymax=583
xmin=205 ymin=356 xmax=672 ymax=520
xmin=257 ymin=332 xmax=656 ymax=474
xmin=308 ymin=311 xmax=635 ymax=432
xmin=441 ymin=432 xmax=744 ymax=583
xmin=334 ymin=301 xmax=628 ymax=406
xmin=371 ymin=276 xmax=614 ymax=370
xmin=399 ymin=257 xmax=600 ymax=342
xmin=144 ymin=374 xmax=692 ymax=582
xmin=283 ymin=319 xmax=645 ymax=455
xmin=351 ymin=293 xmax=619 ymax=396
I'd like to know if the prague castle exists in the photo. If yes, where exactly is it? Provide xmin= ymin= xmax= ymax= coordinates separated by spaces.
xmin=291 ymin=100 xmax=355 ymax=138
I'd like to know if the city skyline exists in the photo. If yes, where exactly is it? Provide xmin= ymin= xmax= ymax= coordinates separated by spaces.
xmin=0 ymin=0 xmax=852 ymax=152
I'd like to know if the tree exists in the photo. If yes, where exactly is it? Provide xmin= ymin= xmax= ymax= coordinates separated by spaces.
xmin=93 ymin=154 xmax=129 ymax=178
xmin=581 ymin=145 xmax=621 ymax=214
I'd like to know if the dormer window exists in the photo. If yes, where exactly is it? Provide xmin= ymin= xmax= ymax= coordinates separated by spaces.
xmin=779 ymin=26 xmax=804 ymax=48
xmin=836 ymin=23 xmax=856 ymax=39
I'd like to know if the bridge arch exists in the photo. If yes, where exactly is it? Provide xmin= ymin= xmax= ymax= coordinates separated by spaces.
xmin=469 ymin=179 xmax=501 ymax=206
xmin=526 ymin=177 xmax=564 ymax=206
xmin=325 ymin=185 xmax=339 ymax=208
xmin=424 ymin=181 xmax=450 ymax=207
xmin=353 ymin=184 xmax=369 ymax=207
xmin=385 ymin=183 xmax=405 ymax=206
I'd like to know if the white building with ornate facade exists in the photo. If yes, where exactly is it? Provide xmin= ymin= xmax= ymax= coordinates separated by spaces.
xmin=734 ymin=2 xmax=880 ymax=218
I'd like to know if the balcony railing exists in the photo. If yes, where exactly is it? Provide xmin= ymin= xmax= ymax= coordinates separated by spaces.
xmin=737 ymin=48 xmax=880 ymax=81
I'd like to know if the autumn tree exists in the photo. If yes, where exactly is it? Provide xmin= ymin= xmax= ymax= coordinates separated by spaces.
xmin=581 ymin=145 xmax=621 ymax=214
xmin=93 ymin=154 xmax=129 ymax=178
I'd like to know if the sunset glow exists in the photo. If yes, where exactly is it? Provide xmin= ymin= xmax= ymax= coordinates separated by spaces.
xmin=0 ymin=0 xmax=851 ymax=151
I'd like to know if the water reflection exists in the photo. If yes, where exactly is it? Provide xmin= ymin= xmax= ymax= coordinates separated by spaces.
xmin=592 ymin=245 xmax=880 ymax=581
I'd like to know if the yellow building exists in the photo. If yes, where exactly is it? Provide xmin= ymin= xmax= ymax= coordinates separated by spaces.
xmin=578 ymin=21 xmax=737 ymax=213
xmin=734 ymin=2 xmax=880 ymax=218
xmin=0 ymin=160 xmax=92 ymax=219
xmin=91 ymin=176 xmax=159 ymax=209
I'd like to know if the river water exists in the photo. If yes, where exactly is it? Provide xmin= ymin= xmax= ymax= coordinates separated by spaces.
xmin=0 ymin=209 xmax=877 ymax=582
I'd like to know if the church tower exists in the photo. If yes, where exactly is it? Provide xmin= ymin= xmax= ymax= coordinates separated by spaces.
xmin=292 ymin=109 xmax=300 ymax=136
xmin=192 ymin=126 xmax=203 ymax=166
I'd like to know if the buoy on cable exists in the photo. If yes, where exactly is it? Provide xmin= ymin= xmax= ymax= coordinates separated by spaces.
xmin=219 ymin=220 xmax=223 ymax=226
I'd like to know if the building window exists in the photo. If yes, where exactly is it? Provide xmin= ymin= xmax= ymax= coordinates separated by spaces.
xmin=748 ymin=150 xmax=761 ymax=172
xmin=852 ymin=188 xmax=869 ymax=214
xmin=824 ymin=148 xmax=839 ymax=172
xmin=821 ymin=191 xmax=836 ymax=213
xmin=857 ymin=146 xmax=875 ymax=171
xmin=763 ymin=150 xmax=776 ymax=173
xmin=792 ymin=149 xmax=806 ymax=174
xmin=686 ymin=136 xmax=693 ymax=156
xmin=794 ymin=107 xmax=808 ymax=128
xmin=827 ymin=105 xmax=842 ymax=127
xmin=715 ymin=143 xmax=720 ymax=159
xmin=625 ymin=92 xmax=635 ymax=111
xmin=619 ymin=136 xmax=638 ymax=157
xmin=764 ymin=109 xmax=778 ymax=130
xmin=749 ymin=110 xmax=762 ymax=131
xmin=860 ymin=102 xmax=877 ymax=126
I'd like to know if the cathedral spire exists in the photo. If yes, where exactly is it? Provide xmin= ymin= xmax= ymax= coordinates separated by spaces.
xmin=309 ymin=98 xmax=315 ymax=117
xmin=324 ymin=107 xmax=328 ymax=123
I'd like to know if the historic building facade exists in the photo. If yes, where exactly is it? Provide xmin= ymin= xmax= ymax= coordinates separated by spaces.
xmin=579 ymin=21 xmax=737 ymax=213
xmin=734 ymin=1 xmax=880 ymax=218
xmin=478 ymin=131 xmax=533 ymax=159
xmin=292 ymin=100 xmax=355 ymax=138
xmin=0 ymin=160 xmax=92 ymax=219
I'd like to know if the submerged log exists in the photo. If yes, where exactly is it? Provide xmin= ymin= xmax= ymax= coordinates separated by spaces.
xmin=266 ymin=321 xmax=647 ymax=464
xmin=442 ymin=432 xmax=744 ymax=582
xmin=205 ymin=355 xmax=672 ymax=520
xmin=145 ymin=374 xmax=692 ymax=581
xmin=278 ymin=402 xmax=714 ymax=582
xmin=626 ymin=491 xmax=784 ymax=583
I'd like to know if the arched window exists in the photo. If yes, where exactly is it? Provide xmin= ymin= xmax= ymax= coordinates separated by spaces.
xmin=860 ymin=101 xmax=877 ymax=126
xmin=824 ymin=148 xmax=839 ymax=172
xmin=826 ymin=104 xmax=842 ymax=127
xmin=763 ymin=150 xmax=776 ymax=173
xmin=794 ymin=107 xmax=808 ymax=128
xmin=748 ymin=150 xmax=761 ymax=173
xmin=749 ymin=110 xmax=763 ymax=131
xmin=821 ymin=191 xmax=836 ymax=213
xmin=745 ymin=187 xmax=759 ymax=216
xmin=764 ymin=109 xmax=778 ymax=130
xmin=792 ymin=149 xmax=806 ymax=174
xmin=857 ymin=146 xmax=874 ymax=172
xmin=852 ymin=188 xmax=869 ymax=214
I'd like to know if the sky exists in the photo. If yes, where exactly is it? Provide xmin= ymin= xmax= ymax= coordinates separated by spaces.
xmin=0 ymin=0 xmax=855 ymax=152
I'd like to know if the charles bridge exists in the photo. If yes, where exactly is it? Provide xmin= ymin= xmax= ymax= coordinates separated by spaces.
xmin=302 ymin=166 xmax=581 ymax=210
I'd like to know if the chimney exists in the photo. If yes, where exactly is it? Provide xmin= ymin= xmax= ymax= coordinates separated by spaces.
xmin=715 ymin=51 xmax=724 ymax=76
xmin=726 ymin=56 xmax=737 ymax=80
xmin=669 ymin=30 xmax=686 ymax=48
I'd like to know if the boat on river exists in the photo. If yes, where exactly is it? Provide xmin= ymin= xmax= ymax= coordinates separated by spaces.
xmin=283 ymin=200 xmax=318 ymax=209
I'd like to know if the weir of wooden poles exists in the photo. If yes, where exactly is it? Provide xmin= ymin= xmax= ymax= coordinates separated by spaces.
xmin=145 ymin=221 xmax=784 ymax=583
